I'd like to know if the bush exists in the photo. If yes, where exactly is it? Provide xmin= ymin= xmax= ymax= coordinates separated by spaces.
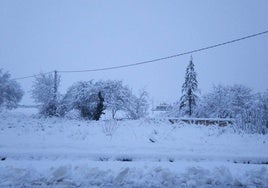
xmin=63 ymin=81 xmax=101 ymax=120
xmin=196 ymin=84 xmax=268 ymax=134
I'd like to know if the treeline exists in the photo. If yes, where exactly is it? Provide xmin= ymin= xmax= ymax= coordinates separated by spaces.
xmin=171 ymin=84 xmax=268 ymax=134
xmin=1 ymin=68 xmax=267 ymax=134
xmin=0 ymin=69 xmax=149 ymax=120
xmin=175 ymin=57 xmax=268 ymax=134
xmin=31 ymin=73 xmax=149 ymax=120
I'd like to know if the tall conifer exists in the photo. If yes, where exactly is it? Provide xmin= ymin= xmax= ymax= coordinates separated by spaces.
xmin=179 ymin=56 xmax=198 ymax=116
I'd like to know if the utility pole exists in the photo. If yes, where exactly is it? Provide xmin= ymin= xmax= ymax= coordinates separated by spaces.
xmin=53 ymin=70 xmax=58 ymax=115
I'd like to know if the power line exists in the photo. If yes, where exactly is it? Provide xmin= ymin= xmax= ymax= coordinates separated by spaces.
xmin=12 ymin=71 xmax=54 ymax=80
xmin=58 ymin=30 xmax=268 ymax=73
xmin=13 ymin=30 xmax=268 ymax=80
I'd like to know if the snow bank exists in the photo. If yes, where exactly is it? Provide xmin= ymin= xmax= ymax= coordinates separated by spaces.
xmin=1 ymin=160 xmax=268 ymax=188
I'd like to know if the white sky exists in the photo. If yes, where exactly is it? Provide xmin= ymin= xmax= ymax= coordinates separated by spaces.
xmin=1 ymin=0 xmax=268 ymax=105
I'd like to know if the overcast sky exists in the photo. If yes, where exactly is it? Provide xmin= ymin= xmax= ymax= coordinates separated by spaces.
xmin=1 ymin=0 xmax=268 ymax=105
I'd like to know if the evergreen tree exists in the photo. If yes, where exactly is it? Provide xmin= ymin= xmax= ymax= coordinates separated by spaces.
xmin=179 ymin=56 xmax=198 ymax=116
xmin=93 ymin=91 xmax=105 ymax=121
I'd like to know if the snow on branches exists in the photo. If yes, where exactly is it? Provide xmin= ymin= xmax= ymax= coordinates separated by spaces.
xmin=0 ymin=69 xmax=23 ymax=110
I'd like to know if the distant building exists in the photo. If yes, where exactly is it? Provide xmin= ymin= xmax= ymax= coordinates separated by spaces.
xmin=151 ymin=103 xmax=173 ymax=117
xmin=153 ymin=103 xmax=172 ymax=111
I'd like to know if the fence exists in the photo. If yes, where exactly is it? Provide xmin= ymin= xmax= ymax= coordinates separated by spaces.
xmin=167 ymin=117 xmax=234 ymax=126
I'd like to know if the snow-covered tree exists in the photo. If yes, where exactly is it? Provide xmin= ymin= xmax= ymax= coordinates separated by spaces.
xmin=97 ymin=80 xmax=149 ymax=119
xmin=63 ymin=80 xmax=149 ymax=120
xmin=63 ymin=81 xmax=101 ymax=119
xmin=95 ymin=80 xmax=130 ymax=119
xmin=197 ymin=84 xmax=252 ymax=119
xmin=0 ymin=69 xmax=23 ymax=110
xmin=196 ymin=84 xmax=268 ymax=134
xmin=125 ymin=89 xmax=149 ymax=119
xmin=179 ymin=56 xmax=199 ymax=116
xmin=197 ymin=85 xmax=230 ymax=118
xmin=32 ymin=72 xmax=60 ymax=116
xmin=243 ymin=91 xmax=268 ymax=134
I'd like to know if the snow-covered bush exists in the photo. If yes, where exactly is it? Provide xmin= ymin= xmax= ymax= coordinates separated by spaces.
xmin=31 ymin=72 xmax=61 ymax=116
xmin=197 ymin=84 xmax=252 ymax=119
xmin=125 ymin=89 xmax=149 ymax=120
xmin=95 ymin=80 xmax=131 ymax=119
xmin=0 ymin=69 xmax=23 ymax=110
xmin=102 ymin=120 xmax=118 ymax=136
xmin=62 ymin=81 xmax=104 ymax=120
xmin=63 ymin=81 xmax=96 ymax=119
xmin=240 ymin=91 xmax=268 ymax=134
xmin=97 ymin=81 xmax=149 ymax=120
xmin=62 ymin=80 xmax=149 ymax=120
xmin=196 ymin=84 xmax=268 ymax=134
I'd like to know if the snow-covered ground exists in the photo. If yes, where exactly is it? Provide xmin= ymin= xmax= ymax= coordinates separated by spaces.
xmin=0 ymin=108 xmax=268 ymax=187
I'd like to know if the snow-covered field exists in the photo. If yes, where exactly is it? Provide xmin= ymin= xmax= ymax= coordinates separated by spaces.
xmin=0 ymin=108 xmax=268 ymax=187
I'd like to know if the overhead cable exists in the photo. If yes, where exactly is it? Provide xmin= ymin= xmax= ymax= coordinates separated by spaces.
xmin=12 ymin=30 xmax=268 ymax=79
xmin=58 ymin=30 xmax=268 ymax=73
